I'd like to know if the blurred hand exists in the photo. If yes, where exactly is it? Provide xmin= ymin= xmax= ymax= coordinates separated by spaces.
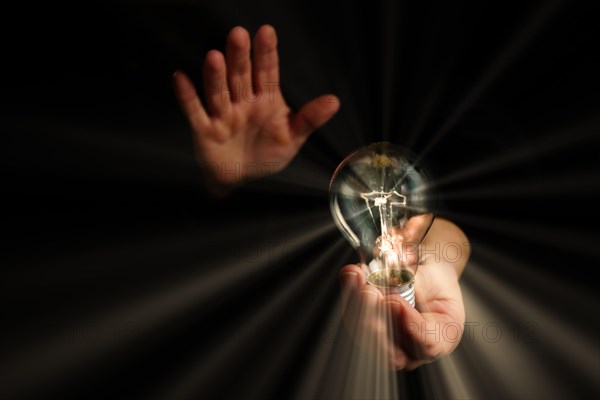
xmin=338 ymin=218 xmax=469 ymax=371
xmin=173 ymin=24 xmax=340 ymax=197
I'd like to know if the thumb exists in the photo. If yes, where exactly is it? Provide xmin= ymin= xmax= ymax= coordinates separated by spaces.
xmin=291 ymin=94 xmax=340 ymax=138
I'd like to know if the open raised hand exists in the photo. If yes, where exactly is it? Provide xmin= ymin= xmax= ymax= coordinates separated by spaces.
xmin=174 ymin=25 xmax=340 ymax=197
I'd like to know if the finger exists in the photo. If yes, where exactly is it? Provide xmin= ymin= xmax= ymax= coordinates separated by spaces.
xmin=359 ymin=286 xmax=385 ymax=332
xmin=356 ymin=287 xmax=389 ymax=364
xmin=340 ymin=269 xmax=400 ymax=370
xmin=342 ymin=285 xmax=383 ymax=341
xmin=172 ymin=71 xmax=209 ymax=130
xmin=386 ymin=299 xmax=443 ymax=361
xmin=385 ymin=298 xmax=420 ymax=341
xmin=203 ymin=50 xmax=231 ymax=116
xmin=383 ymin=308 xmax=410 ymax=371
xmin=338 ymin=264 xmax=366 ymax=332
xmin=226 ymin=26 xmax=252 ymax=103
xmin=339 ymin=264 xmax=367 ymax=289
xmin=339 ymin=264 xmax=369 ymax=313
xmin=252 ymin=24 xmax=280 ymax=95
xmin=291 ymin=94 xmax=341 ymax=139
xmin=385 ymin=300 xmax=423 ymax=364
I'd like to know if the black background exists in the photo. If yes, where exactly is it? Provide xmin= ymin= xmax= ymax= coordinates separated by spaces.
xmin=2 ymin=1 xmax=600 ymax=399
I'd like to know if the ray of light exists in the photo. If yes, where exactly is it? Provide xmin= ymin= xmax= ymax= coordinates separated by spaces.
xmin=264 ymin=162 xmax=337 ymax=195
xmin=292 ymin=208 xmax=599 ymax=399
xmin=8 ymin=3 xmax=599 ymax=400
xmin=405 ymin=77 xmax=445 ymax=150
xmin=472 ymin=241 xmax=597 ymax=310
xmin=291 ymin=280 xmax=403 ymax=399
xmin=430 ymin=352 xmax=473 ymax=399
xmin=0 ymin=211 xmax=337 ymax=399
xmin=291 ymin=301 xmax=346 ymax=398
xmin=404 ymin=4 xmax=454 ymax=150
xmin=460 ymin=282 xmax=568 ymax=399
xmin=240 ymin=242 xmax=355 ymax=400
xmin=15 ymin=115 xmax=343 ymax=198
xmin=16 ymin=119 xmax=197 ymax=182
xmin=292 ymin=291 xmax=362 ymax=399
xmin=461 ymin=260 xmax=599 ymax=397
xmin=430 ymin=115 xmax=600 ymax=189
xmin=316 ymin=284 xmax=401 ymax=399
xmin=3 ymin=209 xmax=337 ymax=295
xmin=380 ymin=0 xmax=399 ymax=140
xmin=274 ymin=16 xmax=367 ymax=153
xmin=341 ymin=293 xmax=397 ymax=400
xmin=417 ymin=0 xmax=564 ymax=161
xmin=441 ymin=170 xmax=600 ymax=200
xmin=441 ymin=210 xmax=600 ymax=260
xmin=155 ymin=237 xmax=349 ymax=400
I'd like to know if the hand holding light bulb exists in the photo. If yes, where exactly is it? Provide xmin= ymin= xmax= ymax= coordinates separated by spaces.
xmin=329 ymin=142 xmax=437 ymax=305
xmin=176 ymin=24 xmax=471 ymax=371
xmin=330 ymin=143 xmax=470 ymax=370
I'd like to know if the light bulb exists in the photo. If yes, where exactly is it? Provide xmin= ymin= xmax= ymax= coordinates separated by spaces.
xmin=329 ymin=142 xmax=437 ymax=306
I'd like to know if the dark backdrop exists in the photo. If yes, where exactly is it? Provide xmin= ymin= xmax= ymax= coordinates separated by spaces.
xmin=2 ymin=1 xmax=599 ymax=399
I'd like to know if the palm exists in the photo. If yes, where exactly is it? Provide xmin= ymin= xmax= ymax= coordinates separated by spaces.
xmin=197 ymin=90 xmax=300 ymax=181
xmin=387 ymin=260 xmax=465 ymax=370
xmin=339 ymin=219 xmax=468 ymax=371
xmin=174 ymin=25 xmax=339 ymax=195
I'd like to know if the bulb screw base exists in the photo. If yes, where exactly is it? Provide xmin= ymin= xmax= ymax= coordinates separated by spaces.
xmin=366 ymin=266 xmax=416 ymax=307
xmin=384 ymin=280 xmax=415 ymax=307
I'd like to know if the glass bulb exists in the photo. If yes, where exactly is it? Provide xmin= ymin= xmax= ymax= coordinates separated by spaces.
xmin=329 ymin=142 xmax=437 ymax=306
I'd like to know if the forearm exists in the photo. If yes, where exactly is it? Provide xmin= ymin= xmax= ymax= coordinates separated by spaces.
xmin=421 ymin=217 xmax=470 ymax=278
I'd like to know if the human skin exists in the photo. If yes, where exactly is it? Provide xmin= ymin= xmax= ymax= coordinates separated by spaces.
xmin=339 ymin=217 xmax=470 ymax=371
xmin=174 ymin=24 xmax=470 ymax=371
xmin=173 ymin=25 xmax=340 ymax=197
